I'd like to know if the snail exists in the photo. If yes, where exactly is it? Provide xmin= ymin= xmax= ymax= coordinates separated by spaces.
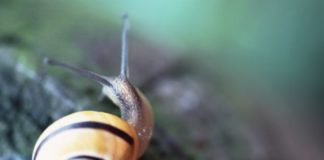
xmin=32 ymin=15 xmax=153 ymax=160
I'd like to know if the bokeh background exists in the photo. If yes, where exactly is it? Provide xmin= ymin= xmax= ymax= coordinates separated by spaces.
xmin=0 ymin=0 xmax=323 ymax=160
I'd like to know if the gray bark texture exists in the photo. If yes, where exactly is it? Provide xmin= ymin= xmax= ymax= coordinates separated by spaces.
xmin=0 ymin=50 xmax=248 ymax=160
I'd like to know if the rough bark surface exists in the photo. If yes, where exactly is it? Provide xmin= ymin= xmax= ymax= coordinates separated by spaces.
xmin=0 ymin=53 xmax=197 ymax=159
xmin=0 ymin=51 xmax=247 ymax=160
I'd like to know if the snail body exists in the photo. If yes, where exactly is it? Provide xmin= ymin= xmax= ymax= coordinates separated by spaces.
xmin=32 ymin=15 xmax=153 ymax=160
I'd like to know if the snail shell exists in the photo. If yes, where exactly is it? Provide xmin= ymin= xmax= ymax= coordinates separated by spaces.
xmin=32 ymin=111 xmax=139 ymax=160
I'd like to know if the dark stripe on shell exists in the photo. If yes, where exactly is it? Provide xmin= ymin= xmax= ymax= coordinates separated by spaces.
xmin=67 ymin=155 xmax=105 ymax=160
xmin=33 ymin=121 xmax=134 ymax=160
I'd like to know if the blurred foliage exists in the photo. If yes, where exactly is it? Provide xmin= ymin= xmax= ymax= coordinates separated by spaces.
xmin=1 ymin=0 xmax=322 ymax=112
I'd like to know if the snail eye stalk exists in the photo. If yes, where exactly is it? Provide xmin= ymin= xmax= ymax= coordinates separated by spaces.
xmin=120 ymin=14 xmax=130 ymax=79
xmin=43 ymin=57 xmax=112 ymax=87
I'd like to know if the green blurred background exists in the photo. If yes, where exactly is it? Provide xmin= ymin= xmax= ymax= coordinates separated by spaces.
xmin=0 ymin=0 xmax=323 ymax=160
